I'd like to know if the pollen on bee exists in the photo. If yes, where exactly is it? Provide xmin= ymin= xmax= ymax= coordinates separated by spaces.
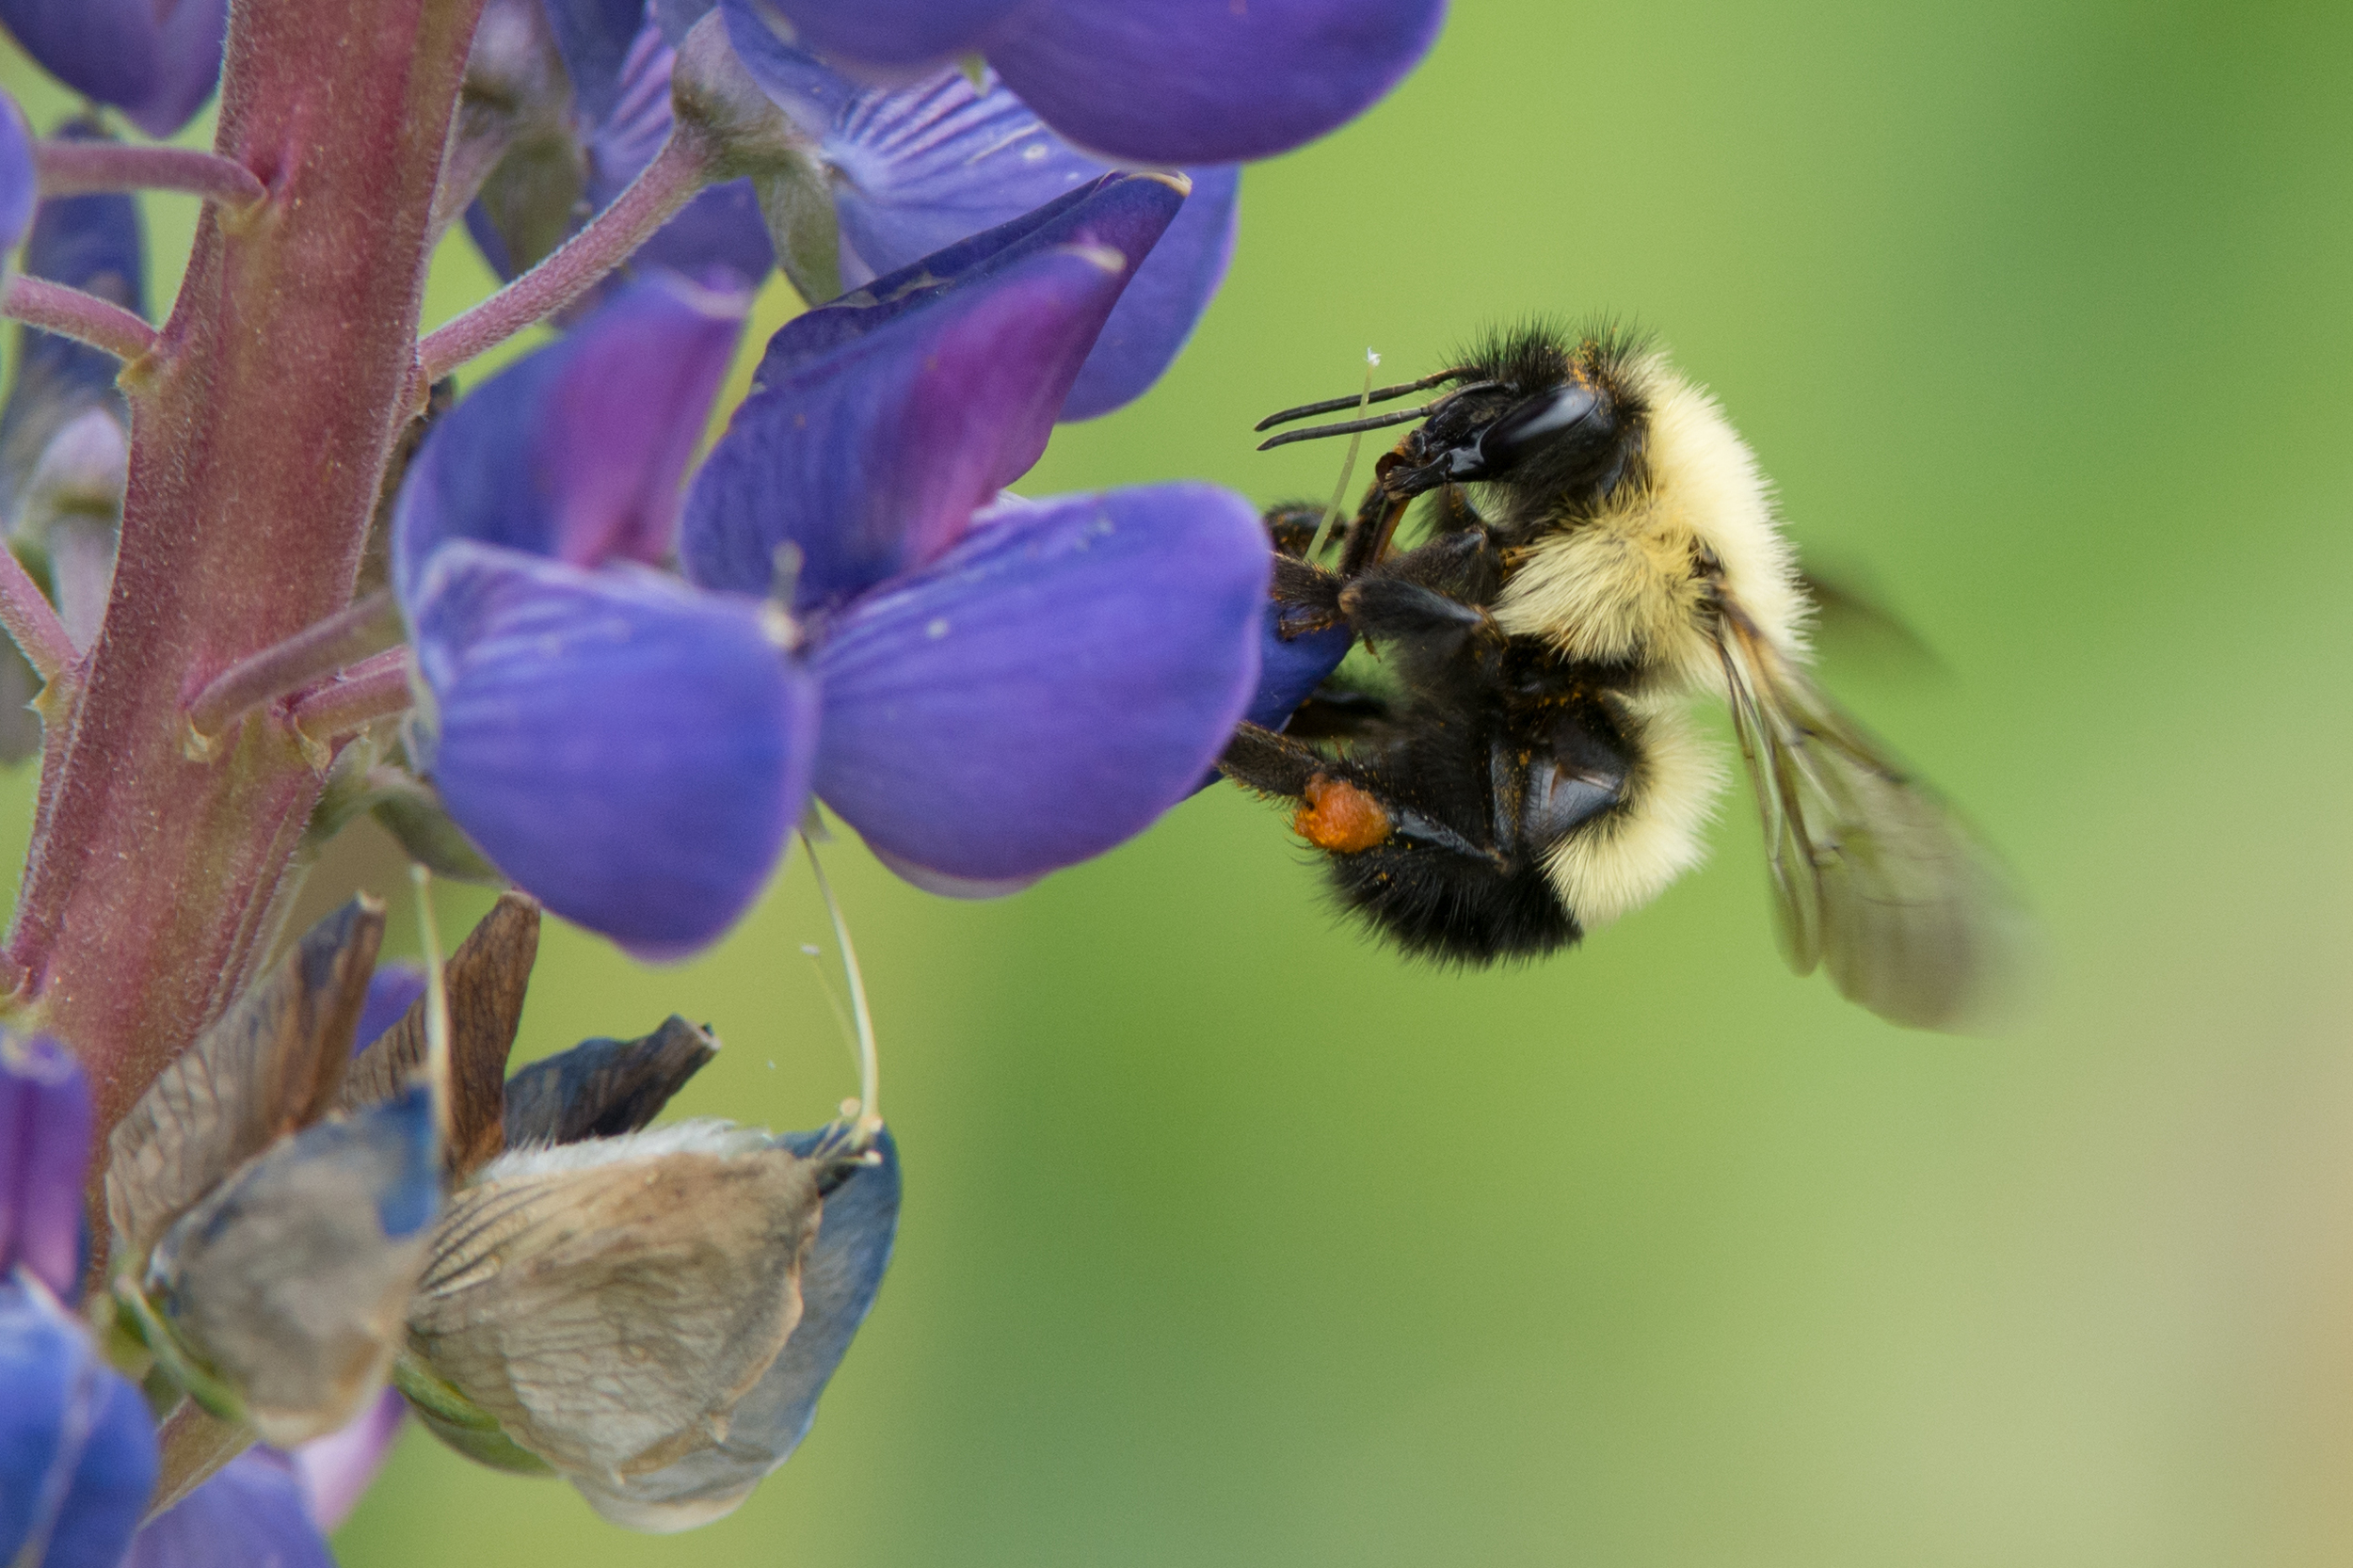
xmin=1293 ymin=774 xmax=1392 ymax=854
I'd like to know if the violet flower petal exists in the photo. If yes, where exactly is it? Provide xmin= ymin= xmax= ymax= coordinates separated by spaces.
xmin=718 ymin=26 xmax=1236 ymax=419
xmin=743 ymin=0 xmax=1024 ymax=73
xmin=391 ymin=273 xmax=748 ymax=603
xmin=126 ymin=1447 xmax=331 ymax=1568
xmin=1244 ymin=608 xmax=1353 ymax=733
xmin=410 ymin=544 xmax=814 ymax=960
xmin=988 ymin=0 xmax=1447 ymax=165
xmin=680 ymin=176 xmax=1178 ymax=608
xmin=291 ymin=1387 xmax=406 ymax=1533
xmin=0 ymin=0 xmax=228 ymax=138
xmin=1061 ymin=164 xmax=1236 ymax=419
xmin=0 ymin=1035 xmax=91 ymax=1303
xmin=0 ymin=1279 xmax=157 ymax=1568
xmin=351 ymin=966 xmax=426 ymax=1058
xmin=813 ymin=484 xmax=1267 ymax=883
xmin=0 ymin=93 xmax=32 ymax=262
xmin=541 ymin=0 xmax=651 ymax=125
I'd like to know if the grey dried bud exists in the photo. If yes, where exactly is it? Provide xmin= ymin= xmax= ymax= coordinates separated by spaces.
xmin=668 ymin=11 xmax=843 ymax=301
xmin=401 ymin=1121 xmax=831 ymax=1521
xmin=134 ymin=1084 xmax=440 ymax=1447
xmin=107 ymin=897 xmax=386 ymax=1269
xmin=502 ymin=1016 xmax=719 ymax=1147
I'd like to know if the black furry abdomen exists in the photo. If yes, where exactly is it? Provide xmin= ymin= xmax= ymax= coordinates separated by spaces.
xmin=1326 ymin=840 xmax=1579 ymax=964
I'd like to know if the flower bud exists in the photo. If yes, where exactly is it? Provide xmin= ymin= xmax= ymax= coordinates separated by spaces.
xmin=1 ymin=1032 xmax=92 ymax=1301
xmin=0 ymin=1275 xmax=158 ymax=1568
xmin=669 ymin=12 xmax=842 ymax=300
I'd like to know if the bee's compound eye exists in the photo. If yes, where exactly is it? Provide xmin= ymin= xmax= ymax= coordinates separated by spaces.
xmin=1474 ymin=383 xmax=1600 ymax=475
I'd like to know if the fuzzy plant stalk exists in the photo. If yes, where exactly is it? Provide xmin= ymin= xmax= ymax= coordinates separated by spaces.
xmin=4 ymin=1 xmax=496 ymax=1156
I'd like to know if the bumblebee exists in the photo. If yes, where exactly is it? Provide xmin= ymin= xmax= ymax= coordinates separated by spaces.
xmin=1221 ymin=325 xmax=2025 ymax=1032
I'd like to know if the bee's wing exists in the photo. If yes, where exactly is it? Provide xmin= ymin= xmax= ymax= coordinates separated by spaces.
xmin=1715 ymin=602 xmax=2030 ymax=1032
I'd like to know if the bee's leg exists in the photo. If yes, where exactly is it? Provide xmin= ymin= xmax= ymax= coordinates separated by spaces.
xmin=1220 ymin=722 xmax=1574 ymax=961
xmin=1280 ymin=687 xmax=1391 ymax=741
xmin=1422 ymin=482 xmax=1488 ymax=536
xmin=1363 ymin=525 xmax=1504 ymax=606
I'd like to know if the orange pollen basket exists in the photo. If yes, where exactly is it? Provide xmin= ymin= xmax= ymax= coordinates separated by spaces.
xmin=1293 ymin=774 xmax=1393 ymax=854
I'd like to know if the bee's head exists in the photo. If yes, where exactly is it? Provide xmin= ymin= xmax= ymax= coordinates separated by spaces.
xmin=1382 ymin=331 xmax=1649 ymax=509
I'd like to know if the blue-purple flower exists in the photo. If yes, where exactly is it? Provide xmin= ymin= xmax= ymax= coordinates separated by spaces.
xmin=395 ymin=172 xmax=1269 ymax=954
xmin=725 ymin=0 xmax=1446 ymax=166
xmin=1 ymin=1036 xmax=158 ymax=1568
xmin=0 ymin=0 xmax=228 ymax=139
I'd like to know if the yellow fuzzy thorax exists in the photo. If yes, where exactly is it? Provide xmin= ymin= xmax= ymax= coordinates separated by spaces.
xmin=1492 ymin=360 xmax=1806 ymax=696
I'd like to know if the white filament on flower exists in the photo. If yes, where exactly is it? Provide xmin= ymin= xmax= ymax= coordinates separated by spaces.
xmin=1305 ymin=347 xmax=1381 ymax=565
xmin=408 ymin=862 xmax=453 ymax=1144
xmin=798 ymin=833 xmax=879 ymax=1141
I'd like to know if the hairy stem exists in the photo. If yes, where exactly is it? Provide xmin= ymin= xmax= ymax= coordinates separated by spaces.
xmin=13 ymin=0 xmax=488 ymax=1153
xmin=33 ymin=140 xmax=267 ymax=209
xmin=0 ymin=276 xmax=158 ymax=363
xmin=417 ymin=129 xmax=713 ymax=380
xmin=0 ymin=544 xmax=73 ymax=681
xmin=184 ymin=591 xmax=402 ymax=741
xmin=287 ymin=648 xmax=414 ymax=741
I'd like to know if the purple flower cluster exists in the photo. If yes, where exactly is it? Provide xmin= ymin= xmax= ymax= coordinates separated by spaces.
xmin=0 ymin=0 xmax=1442 ymax=1559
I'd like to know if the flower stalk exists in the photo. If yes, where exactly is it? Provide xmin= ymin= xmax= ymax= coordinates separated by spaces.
xmin=33 ymin=139 xmax=266 ymax=209
xmin=184 ymin=590 xmax=403 ymax=744
xmin=0 ymin=275 xmax=159 ymax=364
xmin=416 ymin=128 xmax=714 ymax=382
xmin=0 ymin=542 xmax=74 ymax=682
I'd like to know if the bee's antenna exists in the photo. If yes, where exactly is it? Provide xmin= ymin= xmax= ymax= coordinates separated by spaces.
xmin=1254 ymin=367 xmax=1470 ymax=433
xmin=1257 ymin=403 xmax=1440 ymax=451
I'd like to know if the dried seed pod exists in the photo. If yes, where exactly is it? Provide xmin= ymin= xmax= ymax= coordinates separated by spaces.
xmin=106 ymin=898 xmax=385 ymax=1270
xmin=337 ymin=891 xmax=538 ymax=1177
xmin=500 ymin=1016 xmax=718 ymax=1147
xmin=402 ymin=1122 xmax=827 ymax=1498
xmin=139 ymin=1085 xmax=440 ymax=1447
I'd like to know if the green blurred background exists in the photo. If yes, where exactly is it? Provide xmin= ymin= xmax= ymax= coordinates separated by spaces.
xmin=13 ymin=1 xmax=2353 ymax=1562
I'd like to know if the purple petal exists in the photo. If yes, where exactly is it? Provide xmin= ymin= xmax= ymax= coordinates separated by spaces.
xmin=411 ymin=544 xmax=814 ymax=959
xmin=391 ymin=273 xmax=748 ymax=604
xmin=734 ymin=0 xmax=1025 ymax=72
xmin=1244 ymin=604 xmax=1353 ymax=733
xmin=0 ymin=94 xmax=31 ymax=261
xmin=351 ymin=966 xmax=425 ymax=1058
xmin=988 ymin=0 xmax=1446 ymax=165
xmin=0 ymin=1279 xmax=157 ymax=1568
xmin=1061 ymin=165 xmax=1236 ymax=419
xmin=813 ymin=484 xmax=1267 ymax=882
xmin=542 ymin=0 xmax=653 ymax=125
xmin=291 ymin=1388 xmax=405 ymax=1532
xmin=126 ymin=1447 xmax=331 ymax=1568
xmin=0 ymin=1034 xmax=91 ymax=1303
xmin=0 ymin=0 xmax=228 ymax=137
xmin=718 ymin=31 xmax=1232 ymax=418
xmin=680 ymin=175 xmax=1178 ymax=608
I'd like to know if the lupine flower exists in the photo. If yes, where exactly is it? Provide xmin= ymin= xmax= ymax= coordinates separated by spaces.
xmin=0 ymin=0 xmax=230 ymax=139
xmin=722 ymin=0 xmax=1447 ymax=165
xmin=0 ymin=116 xmax=144 ymax=761
xmin=463 ymin=0 xmax=776 ymax=289
xmin=0 ymin=91 xmax=32 ymax=259
xmin=1 ymin=1037 xmax=159 ymax=1568
xmin=394 ymin=172 xmax=1269 ymax=953
xmin=714 ymin=15 xmax=1240 ymax=419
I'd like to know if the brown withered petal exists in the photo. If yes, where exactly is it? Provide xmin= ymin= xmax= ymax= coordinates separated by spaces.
xmin=501 ymin=1017 xmax=720 ymax=1148
xmin=144 ymin=1084 xmax=440 ymax=1448
xmin=404 ymin=1124 xmax=824 ymax=1484
xmin=107 ymin=897 xmax=386 ymax=1269
xmin=338 ymin=890 xmax=538 ymax=1177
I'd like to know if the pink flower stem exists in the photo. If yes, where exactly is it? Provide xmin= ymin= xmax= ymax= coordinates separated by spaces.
xmin=184 ymin=590 xmax=402 ymax=741
xmin=0 ymin=543 xmax=73 ymax=682
xmin=416 ymin=128 xmax=715 ymax=381
xmin=286 ymin=648 xmax=415 ymax=741
xmin=11 ymin=0 xmax=487 ymax=1155
xmin=34 ymin=140 xmax=267 ymax=209
xmin=0 ymin=276 xmax=159 ymax=364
